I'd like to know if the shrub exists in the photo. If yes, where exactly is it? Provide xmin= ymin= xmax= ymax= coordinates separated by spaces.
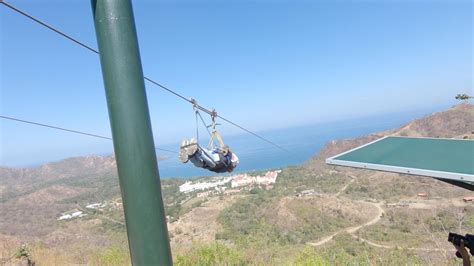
xmin=175 ymin=243 xmax=247 ymax=266
xmin=14 ymin=244 xmax=31 ymax=259
xmin=468 ymin=215 xmax=474 ymax=228
xmin=292 ymin=246 xmax=329 ymax=266
xmin=90 ymin=246 xmax=129 ymax=266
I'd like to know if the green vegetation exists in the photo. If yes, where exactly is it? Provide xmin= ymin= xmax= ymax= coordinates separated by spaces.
xmin=296 ymin=234 xmax=425 ymax=265
xmin=217 ymin=168 xmax=366 ymax=246
xmin=292 ymin=246 xmax=329 ymax=265
xmin=468 ymin=214 xmax=474 ymax=228
xmin=359 ymin=205 xmax=474 ymax=253
xmin=175 ymin=234 xmax=429 ymax=265
xmin=161 ymin=179 xmax=186 ymax=221
xmin=275 ymin=167 xmax=351 ymax=195
xmin=455 ymin=93 xmax=473 ymax=102
xmin=90 ymin=246 xmax=130 ymax=266
xmin=175 ymin=243 xmax=247 ymax=266
xmin=14 ymin=244 xmax=31 ymax=259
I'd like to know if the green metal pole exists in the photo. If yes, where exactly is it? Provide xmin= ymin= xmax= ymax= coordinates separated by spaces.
xmin=90 ymin=0 xmax=172 ymax=265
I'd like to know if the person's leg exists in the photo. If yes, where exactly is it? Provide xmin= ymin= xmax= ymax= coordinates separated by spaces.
xmin=185 ymin=138 xmax=198 ymax=156
xmin=198 ymin=146 xmax=217 ymax=168
xmin=179 ymin=138 xmax=220 ymax=170
xmin=189 ymin=153 xmax=205 ymax=168
xmin=179 ymin=138 xmax=200 ymax=163
xmin=188 ymin=146 xmax=218 ymax=169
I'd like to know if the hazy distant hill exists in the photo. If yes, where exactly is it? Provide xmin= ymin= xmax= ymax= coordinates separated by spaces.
xmin=1 ymin=156 xmax=116 ymax=197
xmin=1 ymin=104 xmax=473 ymax=265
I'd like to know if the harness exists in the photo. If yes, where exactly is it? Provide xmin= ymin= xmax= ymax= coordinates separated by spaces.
xmin=191 ymin=98 xmax=228 ymax=155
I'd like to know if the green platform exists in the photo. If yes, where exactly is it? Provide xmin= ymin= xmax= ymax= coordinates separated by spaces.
xmin=326 ymin=136 xmax=474 ymax=190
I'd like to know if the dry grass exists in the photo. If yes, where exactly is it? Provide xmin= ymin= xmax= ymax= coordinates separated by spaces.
xmin=1 ymin=242 xmax=131 ymax=266
xmin=29 ymin=246 xmax=72 ymax=265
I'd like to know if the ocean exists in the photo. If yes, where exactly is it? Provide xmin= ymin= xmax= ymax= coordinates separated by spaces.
xmin=155 ymin=108 xmax=442 ymax=179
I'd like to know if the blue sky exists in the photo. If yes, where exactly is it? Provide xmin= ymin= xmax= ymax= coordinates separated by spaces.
xmin=1 ymin=0 xmax=472 ymax=167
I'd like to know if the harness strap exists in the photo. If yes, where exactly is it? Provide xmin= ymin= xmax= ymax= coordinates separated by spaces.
xmin=208 ymin=130 xmax=227 ymax=153
xmin=191 ymin=100 xmax=225 ymax=151
xmin=195 ymin=109 xmax=199 ymax=143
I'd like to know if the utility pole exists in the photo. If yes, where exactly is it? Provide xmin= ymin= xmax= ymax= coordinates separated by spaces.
xmin=91 ymin=0 xmax=172 ymax=265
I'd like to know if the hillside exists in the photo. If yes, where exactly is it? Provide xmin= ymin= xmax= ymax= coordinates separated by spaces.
xmin=303 ymin=104 xmax=473 ymax=200
xmin=307 ymin=103 xmax=473 ymax=168
xmin=1 ymin=104 xmax=473 ymax=265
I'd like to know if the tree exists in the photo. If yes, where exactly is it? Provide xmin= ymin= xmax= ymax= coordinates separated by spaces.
xmin=455 ymin=94 xmax=473 ymax=102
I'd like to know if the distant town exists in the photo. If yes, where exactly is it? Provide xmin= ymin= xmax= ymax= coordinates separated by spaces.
xmin=56 ymin=170 xmax=282 ymax=221
xmin=179 ymin=170 xmax=282 ymax=195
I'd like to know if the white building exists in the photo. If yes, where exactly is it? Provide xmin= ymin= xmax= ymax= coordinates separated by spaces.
xmin=71 ymin=211 xmax=87 ymax=218
xmin=231 ymin=174 xmax=253 ymax=188
xmin=57 ymin=211 xmax=87 ymax=221
xmin=57 ymin=214 xmax=72 ymax=221
xmin=86 ymin=202 xmax=107 ymax=209
xmin=179 ymin=177 xmax=232 ymax=193
xmin=231 ymin=170 xmax=281 ymax=188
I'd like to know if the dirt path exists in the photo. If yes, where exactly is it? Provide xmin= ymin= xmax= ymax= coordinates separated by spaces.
xmin=307 ymin=176 xmax=387 ymax=247
xmin=306 ymin=180 xmax=452 ymax=252
xmin=307 ymin=201 xmax=384 ymax=247
xmin=308 ymin=233 xmax=339 ymax=246
xmin=335 ymin=178 xmax=355 ymax=197
xmin=353 ymin=235 xmax=450 ymax=251
xmin=347 ymin=202 xmax=384 ymax=233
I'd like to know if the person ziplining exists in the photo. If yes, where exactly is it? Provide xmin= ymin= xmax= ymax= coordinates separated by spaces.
xmin=179 ymin=102 xmax=239 ymax=173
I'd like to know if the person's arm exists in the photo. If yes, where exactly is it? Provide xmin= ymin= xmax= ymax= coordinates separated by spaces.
xmin=454 ymin=240 xmax=471 ymax=266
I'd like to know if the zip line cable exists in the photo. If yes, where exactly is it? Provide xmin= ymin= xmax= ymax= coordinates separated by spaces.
xmin=0 ymin=115 xmax=178 ymax=154
xmin=196 ymin=110 xmax=213 ymax=137
xmin=0 ymin=1 xmax=99 ymax=55
xmin=1 ymin=1 xmax=290 ymax=154
xmin=217 ymin=116 xmax=289 ymax=152
xmin=1 ymin=115 xmax=110 ymax=140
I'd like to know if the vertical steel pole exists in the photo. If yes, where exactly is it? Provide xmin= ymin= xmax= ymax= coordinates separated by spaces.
xmin=91 ymin=0 xmax=172 ymax=264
